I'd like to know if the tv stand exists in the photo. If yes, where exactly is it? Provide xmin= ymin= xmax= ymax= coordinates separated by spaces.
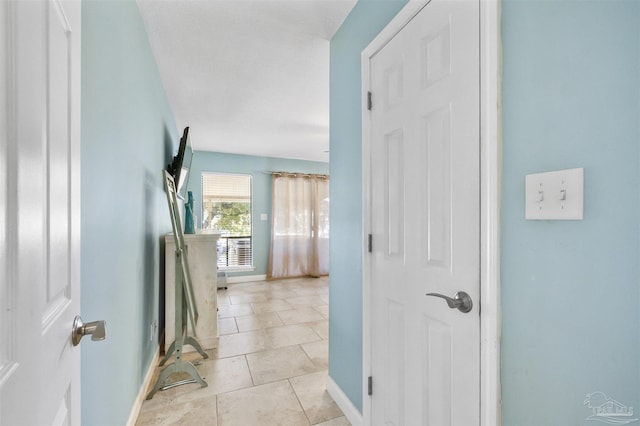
xmin=146 ymin=171 xmax=207 ymax=400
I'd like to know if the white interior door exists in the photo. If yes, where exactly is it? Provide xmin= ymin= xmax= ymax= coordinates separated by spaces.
xmin=0 ymin=0 xmax=82 ymax=424
xmin=369 ymin=0 xmax=480 ymax=424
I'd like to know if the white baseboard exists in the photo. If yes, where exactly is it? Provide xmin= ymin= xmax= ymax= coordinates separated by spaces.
xmin=326 ymin=375 xmax=363 ymax=426
xmin=226 ymin=274 xmax=266 ymax=284
xmin=126 ymin=348 xmax=159 ymax=426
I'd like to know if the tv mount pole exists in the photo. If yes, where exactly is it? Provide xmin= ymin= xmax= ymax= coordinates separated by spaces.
xmin=146 ymin=170 xmax=208 ymax=399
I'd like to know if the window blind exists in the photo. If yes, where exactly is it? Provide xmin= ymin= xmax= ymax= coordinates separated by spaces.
xmin=202 ymin=173 xmax=251 ymax=203
xmin=201 ymin=173 xmax=252 ymax=268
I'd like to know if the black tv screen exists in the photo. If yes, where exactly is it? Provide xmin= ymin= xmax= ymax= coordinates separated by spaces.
xmin=167 ymin=126 xmax=193 ymax=200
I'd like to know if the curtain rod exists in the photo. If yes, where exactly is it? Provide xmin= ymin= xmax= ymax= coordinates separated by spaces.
xmin=260 ymin=171 xmax=329 ymax=179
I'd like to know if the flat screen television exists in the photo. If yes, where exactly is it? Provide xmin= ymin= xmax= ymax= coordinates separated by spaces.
xmin=167 ymin=126 xmax=193 ymax=200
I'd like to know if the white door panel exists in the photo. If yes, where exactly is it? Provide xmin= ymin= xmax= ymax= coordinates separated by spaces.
xmin=1 ymin=1 xmax=81 ymax=424
xmin=370 ymin=0 xmax=479 ymax=424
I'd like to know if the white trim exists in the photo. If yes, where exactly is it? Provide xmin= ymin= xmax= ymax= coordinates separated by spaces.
xmin=326 ymin=375 xmax=364 ymax=426
xmin=362 ymin=0 xmax=430 ymax=60
xmin=126 ymin=349 xmax=160 ymax=426
xmin=226 ymin=274 xmax=266 ymax=284
xmin=360 ymin=0 xmax=502 ymax=424
xmin=480 ymin=1 xmax=502 ymax=424
xmin=219 ymin=267 xmax=256 ymax=273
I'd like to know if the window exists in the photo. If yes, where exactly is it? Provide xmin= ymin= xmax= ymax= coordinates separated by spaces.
xmin=201 ymin=173 xmax=252 ymax=269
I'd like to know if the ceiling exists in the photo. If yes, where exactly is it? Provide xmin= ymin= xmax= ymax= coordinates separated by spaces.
xmin=137 ymin=0 xmax=357 ymax=163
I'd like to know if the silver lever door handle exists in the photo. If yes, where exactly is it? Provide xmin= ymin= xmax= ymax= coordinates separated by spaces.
xmin=426 ymin=291 xmax=473 ymax=313
xmin=72 ymin=315 xmax=106 ymax=346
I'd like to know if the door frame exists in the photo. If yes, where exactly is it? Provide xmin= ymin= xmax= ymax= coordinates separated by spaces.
xmin=361 ymin=0 xmax=502 ymax=424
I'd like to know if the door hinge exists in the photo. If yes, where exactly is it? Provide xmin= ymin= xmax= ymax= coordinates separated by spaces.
xmin=367 ymin=234 xmax=372 ymax=253
xmin=367 ymin=91 xmax=372 ymax=111
xmin=368 ymin=376 xmax=373 ymax=395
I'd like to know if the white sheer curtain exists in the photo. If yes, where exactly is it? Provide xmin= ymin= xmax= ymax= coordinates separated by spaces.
xmin=267 ymin=173 xmax=329 ymax=279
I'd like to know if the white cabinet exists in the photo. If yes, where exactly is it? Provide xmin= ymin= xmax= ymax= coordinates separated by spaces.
xmin=165 ymin=232 xmax=220 ymax=352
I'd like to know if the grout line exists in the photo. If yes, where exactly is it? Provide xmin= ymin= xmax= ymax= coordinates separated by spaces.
xmin=243 ymin=354 xmax=257 ymax=387
xmin=274 ymin=309 xmax=288 ymax=324
xmin=300 ymin=342 xmax=327 ymax=372
xmin=215 ymin=394 xmax=219 ymax=424
xmin=287 ymin=368 xmax=330 ymax=383
xmin=288 ymin=377 xmax=313 ymax=426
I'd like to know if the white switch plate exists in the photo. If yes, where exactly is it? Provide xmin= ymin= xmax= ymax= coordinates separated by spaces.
xmin=260 ymin=213 xmax=268 ymax=221
xmin=525 ymin=168 xmax=584 ymax=220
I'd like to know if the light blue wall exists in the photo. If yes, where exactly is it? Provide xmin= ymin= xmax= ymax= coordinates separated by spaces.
xmin=81 ymin=1 xmax=177 ymax=424
xmin=329 ymin=0 xmax=408 ymax=412
xmin=330 ymin=0 xmax=640 ymax=420
xmin=187 ymin=151 xmax=329 ymax=277
xmin=501 ymin=1 xmax=640 ymax=424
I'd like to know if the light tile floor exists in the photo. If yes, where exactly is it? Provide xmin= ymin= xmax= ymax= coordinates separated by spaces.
xmin=136 ymin=276 xmax=350 ymax=426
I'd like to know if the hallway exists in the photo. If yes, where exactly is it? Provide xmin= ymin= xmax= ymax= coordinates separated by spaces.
xmin=136 ymin=277 xmax=349 ymax=425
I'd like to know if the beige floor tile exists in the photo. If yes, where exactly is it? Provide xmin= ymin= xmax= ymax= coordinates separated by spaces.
xmin=307 ymin=320 xmax=329 ymax=340
xmin=225 ymin=282 xmax=268 ymax=295
xmin=302 ymin=279 xmax=328 ymax=288
xmin=246 ymin=345 xmax=319 ymax=385
xmin=265 ymin=283 xmax=293 ymax=291
xmin=139 ymin=384 xmax=178 ymax=412
xmin=135 ymin=394 xmax=217 ymax=426
xmin=174 ymin=356 xmax=254 ymax=403
xmin=217 ymin=380 xmax=309 ymax=426
xmin=229 ymin=293 xmax=269 ymax=304
xmin=235 ymin=312 xmax=284 ymax=332
xmin=312 ymin=305 xmax=329 ymax=319
xmin=261 ymin=289 xmax=301 ymax=299
xmin=285 ymin=295 xmax=326 ymax=306
xmin=226 ymin=281 xmax=266 ymax=291
xmin=276 ymin=277 xmax=307 ymax=286
xmin=251 ymin=299 xmax=293 ymax=313
xmin=216 ymin=293 xmax=231 ymax=306
xmin=277 ymin=307 xmax=325 ymax=325
xmin=314 ymin=416 xmax=351 ymax=426
xmin=293 ymin=287 xmax=324 ymax=296
xmin=217 ymin=317 xmax=238 ymax=335
xmin=213 ymin=330 xmax=268 ymax=358
xmin=300 ymin=281 xmax=328 ymax=293
xmin=136 ymin=277 xmax=341 ymax=426
xmin=218 ymin=303 xmax=254 ymax=318
xmin=264 ymin=323 xmax=322 ymax=348
xmin=301 ymin=340 xmax=328 ymax=369
xmin=290 ymin=371 xmax=344 ymax=425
